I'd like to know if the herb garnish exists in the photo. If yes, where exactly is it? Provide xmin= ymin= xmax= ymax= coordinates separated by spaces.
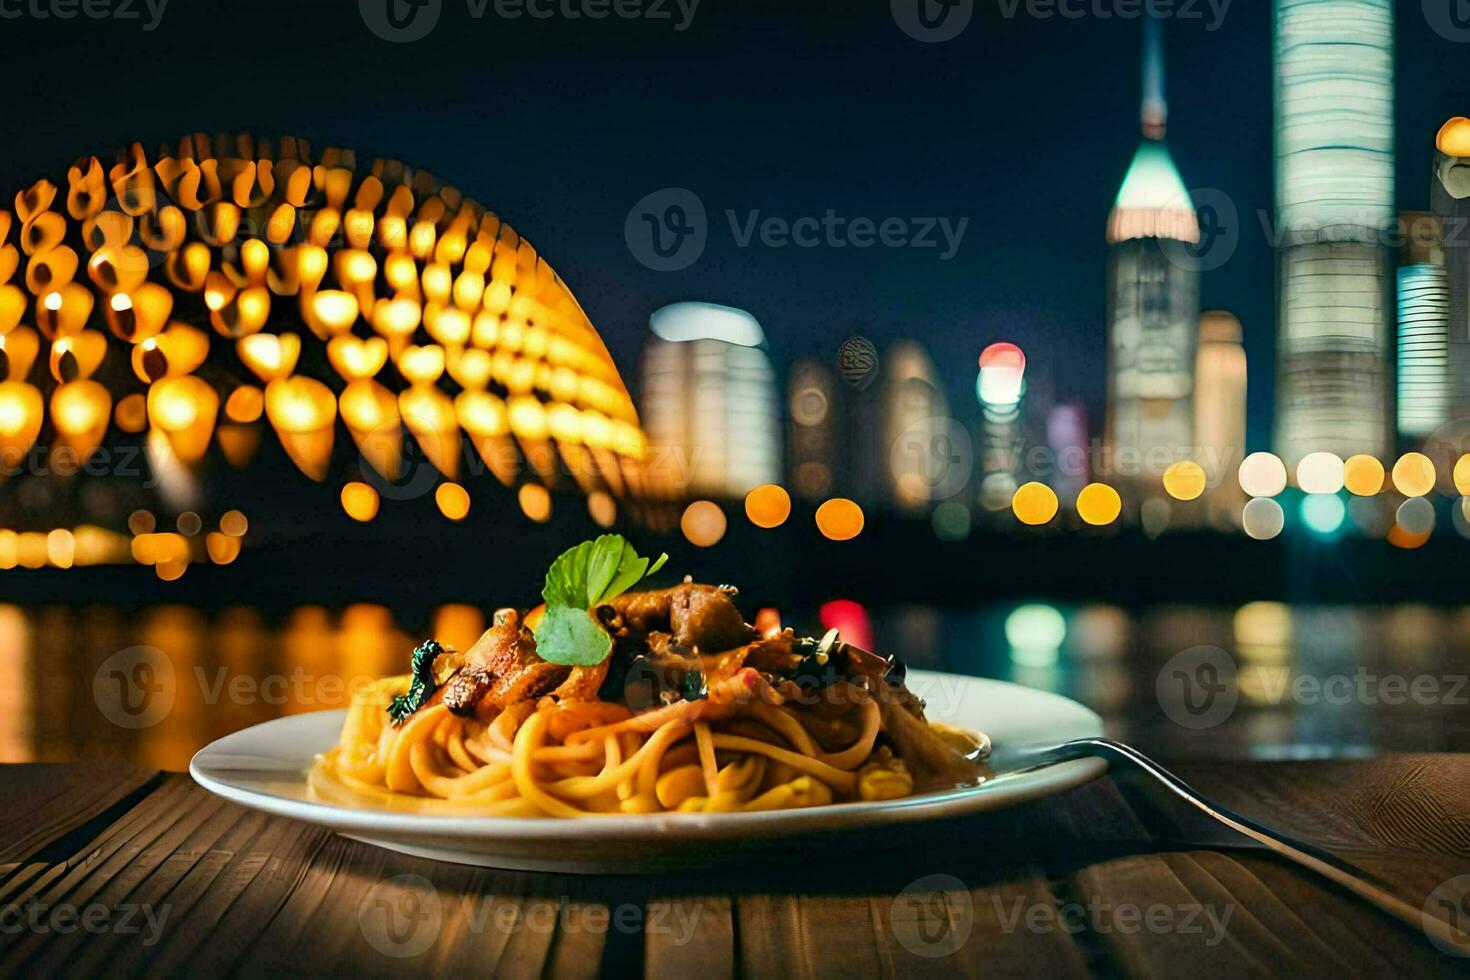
xmin=533 ymin=535 xmax=668 ymax=666
xmin=388 ymin=639 xmax=445 ymax=723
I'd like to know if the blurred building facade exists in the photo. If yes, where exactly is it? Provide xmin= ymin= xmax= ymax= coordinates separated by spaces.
xmin=637 ymin=302 xmax=781 ymax=499
xmin=1104 ymin=15 xmax=1201 ymax=510
xmin=787 ymin=358 xmax=839 ymax=501
xmin=1272 ymin=0 xmax=1395 ymax=466
xmin=1396 ymin=212 xmax=1450 ymax=439
xmin=1194 ymin=311 xmax=1248 ymax=526
xmin=880 ymin=341 xmax=954 ymax=514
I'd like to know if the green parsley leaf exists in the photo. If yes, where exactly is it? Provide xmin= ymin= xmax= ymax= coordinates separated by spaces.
xmin=534 ymin=536 xmax=669 ymax=666
xmin=533 ymin=605 xmax=613 ymax=666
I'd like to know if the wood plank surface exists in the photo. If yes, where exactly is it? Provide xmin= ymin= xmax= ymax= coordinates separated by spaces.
xmin=0 ymin=758 xmax=1466 ymax=977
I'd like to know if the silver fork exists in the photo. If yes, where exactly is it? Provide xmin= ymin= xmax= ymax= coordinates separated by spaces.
xmin=986 ymin=736 xmax=1468 ymax=956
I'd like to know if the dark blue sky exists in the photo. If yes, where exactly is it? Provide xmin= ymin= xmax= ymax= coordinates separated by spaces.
xmin=1 ymin=0 xmax=1465 ymax=447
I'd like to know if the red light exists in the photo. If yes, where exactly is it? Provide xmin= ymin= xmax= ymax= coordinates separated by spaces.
xmin=979 ymin=342 xmax=1025 ymax=374
xmin=819 ymin=599 xmax=873 ymax=651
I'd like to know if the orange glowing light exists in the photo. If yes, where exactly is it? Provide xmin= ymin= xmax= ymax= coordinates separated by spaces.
xmin=1076 ymin=483 xmax=1122 ymax=526
xmin=340 ymin=482 xmax=380 ymax=523
xmin=1011 ymin=482 xmax=1059 ymax=525
xmin=681 ymin=500 xmax=728 ymax=547
xmin=518 ymin=483 xmax=552 ymax=523
xmin=435 ymin=482 xmax=471 ymax=521
xmin=225 ymin=385 xmax=264 ymax=423
xmin=744 ymin=484 xmax=792 ymax=529
xmin=1392 ymin=453 xmax=1436 ymax=498
xmin=815 ymin=498 xmax=865 ymax=541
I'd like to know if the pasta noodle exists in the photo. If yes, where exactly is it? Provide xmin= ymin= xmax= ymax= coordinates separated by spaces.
xmin=309 ymin=543 xmax=987 ymax=818
xmin=313 ymin=678 xmax=909 ymax=816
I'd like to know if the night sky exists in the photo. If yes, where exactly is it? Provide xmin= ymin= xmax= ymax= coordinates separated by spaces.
xmin=2 ymin=0 xmax=1466 ymax=448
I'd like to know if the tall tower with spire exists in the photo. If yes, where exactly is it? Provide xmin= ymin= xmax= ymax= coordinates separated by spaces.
xmin=1103 ymin=14 xmax=1201 ymax=513
xmin=1272 ymin=0 xmax=1394 ymax=467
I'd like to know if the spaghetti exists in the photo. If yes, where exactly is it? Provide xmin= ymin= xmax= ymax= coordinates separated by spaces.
xmin=310 ymin=541 xmax=987 ymax=818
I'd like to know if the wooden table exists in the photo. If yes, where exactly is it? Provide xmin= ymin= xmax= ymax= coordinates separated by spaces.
xmin=1 ymin=756 xmax=1468 ymax=977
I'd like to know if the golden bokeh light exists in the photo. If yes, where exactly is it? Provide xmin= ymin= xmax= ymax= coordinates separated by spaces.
xmin=1162 ymin=461 xmax=1207 ymax=501
xmin=815 ymin=498 xmax=865 ymax=541
xmin=340 ymin=481 xmax=380 ymax=523
xmin=1343 ymin=454 xmax=1385 ymax=496
xmin=435 ymin=482 xmax=471 ymax=522
xmin=219 ymin=510 xmax=249 ymax=537
xmin=1455 ymin=454 xmax=1470 ymax=496
xmin=518 ymin=483 xmax=552 ymax=523
xmin=1011 ymin=482 xmax=1059 ymax=525
xmin=225 ymin=385 xmax=264 ymax=424
xmin=587 ymin=490 xmax=617 ymax=528
xmin=1076 ymin=483 xmax=1122 ymax=526
xmin=744 ymin=484 xmax=792 ymax=529
xmin=680 ymin=500 xmax=728 ymax=548
xmin=1391 ymin=452 xmax=1436 ymax=498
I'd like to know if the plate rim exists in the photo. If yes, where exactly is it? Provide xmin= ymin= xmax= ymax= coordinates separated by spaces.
xmin=190 ymin=671 xmax=1106 ymax=841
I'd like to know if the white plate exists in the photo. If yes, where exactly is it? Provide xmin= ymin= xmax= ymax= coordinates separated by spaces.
xmin=190 ymin=670 xmax=1105 ymax=872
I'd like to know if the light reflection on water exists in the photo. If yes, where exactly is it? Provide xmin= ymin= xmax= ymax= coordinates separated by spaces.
xmin=2 ymin=601 xmax=1467 ymax=768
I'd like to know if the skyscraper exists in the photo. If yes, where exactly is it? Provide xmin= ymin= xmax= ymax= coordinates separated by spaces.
xmin=1273 ymin=0 xmax=1394 ymax=466
xmin=1194 ymin=311 xmax=1248 ymax=527
xmin=787 ymin=358 xmax=839 ymax=501
xmin=881 ymin=341 xmax=954 ymax=514
xmin=1396 ymin=213 xmax=1450 ymax=439
xmin=637 ymin=302 xmax=781 ymax=499
xmin=1104 ymin=15 xmax=1200 ymax=508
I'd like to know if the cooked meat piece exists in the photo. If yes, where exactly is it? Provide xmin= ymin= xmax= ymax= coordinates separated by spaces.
xmin=490 ymin=659 xmax=569 ymax=708
xmin=606 ymin=583 xmax=757 ymax=652
xmin=873 ymin=683 xmax=980 ymax=790
xmin=551 ymin=660 xmax=611 ymax=702
xmin=442 ymin=608 xmax=569 ymax=716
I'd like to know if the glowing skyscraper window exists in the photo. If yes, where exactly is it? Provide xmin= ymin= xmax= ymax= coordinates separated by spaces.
xmin=638 ymin=303 xmax=781 ymax=499
xmin=1396 ymin=214 xmax=1451 ymax=439
xmin=1272 ymin=0 xmax=1394 ymax=465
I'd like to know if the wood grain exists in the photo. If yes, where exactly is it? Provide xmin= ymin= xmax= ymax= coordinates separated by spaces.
xmin=0 ymin=758 xmax=1465 ymax=977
